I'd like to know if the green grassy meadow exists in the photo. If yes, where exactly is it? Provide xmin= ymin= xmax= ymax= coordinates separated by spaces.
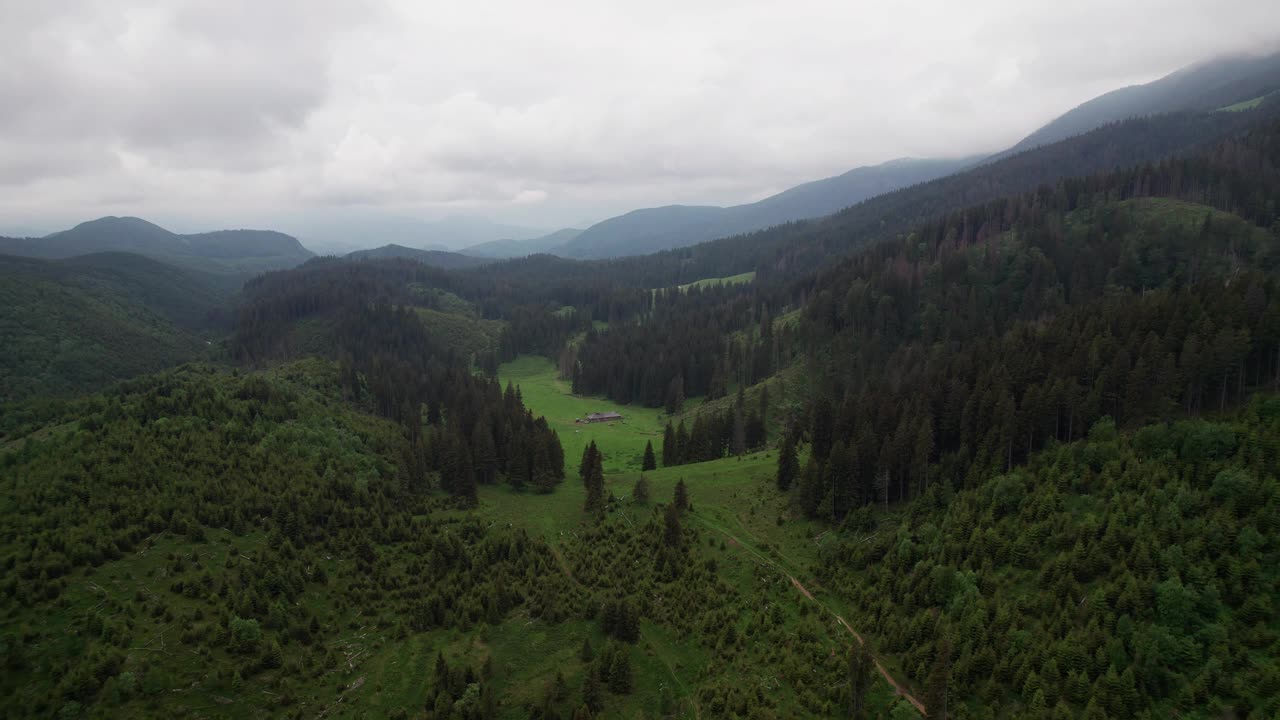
xmin=499 ymin=355 xmax=669 ymax=477
xmin=1216 ymin=90 xmax=1276 ymax=112
xmin=677 ymin=271 xmax=756 ymax=292
xmin=485 ymin=354 xmax=919 ymax=718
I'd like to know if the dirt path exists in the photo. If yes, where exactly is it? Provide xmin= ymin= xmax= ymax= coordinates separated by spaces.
xmin=799 ymin=579 xmax=929 ymax=716
xmin=699 ymin=520 xmax=930 ymax=717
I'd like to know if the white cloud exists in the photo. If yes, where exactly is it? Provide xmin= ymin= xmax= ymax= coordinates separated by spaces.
xmin=0 ymin=0 xmax=1277 ymax=231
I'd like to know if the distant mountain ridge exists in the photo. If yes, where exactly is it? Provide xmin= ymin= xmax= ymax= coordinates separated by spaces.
xmin=461 ymin=227 xmax=584 ymax=258
xmin=554 ymin=51 xmax=1280 ymax=260
xmin=554 ymin=156 xmax=976 ymax=259
xmin=346 ymin=243 xmax=493 ymax=269
xmin=286 ymin=214 xmax=552 ymax=253
xmin=0 ymin=216 xmax=314 ymax=277
xmin=470 ymin=95 xmax=1280 ymax=292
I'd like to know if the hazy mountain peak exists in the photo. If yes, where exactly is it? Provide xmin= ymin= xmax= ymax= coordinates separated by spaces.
xmin=1007 ymin=50 xmax=1280 ymax=154
xmin=3 ymin=216 xmax=314 ymax=276
xmin=52 ymin=215 xmax=174 ymax=238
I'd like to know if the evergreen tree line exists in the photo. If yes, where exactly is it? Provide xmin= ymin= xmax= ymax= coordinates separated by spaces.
xmin=570 ymin=283 xmax=798 ymax=407
xmin=553 ymin=106 xmax=1280 ymax=419
xmin=660 ymin=392 xmax=768 ymax=467
xmin=334 ymin=302 xmax=566 ymax=504
xmin=232 ymin=264 xmax=566 ymax=505
xmin=775 ymin=117 xmax=1280 ymax=518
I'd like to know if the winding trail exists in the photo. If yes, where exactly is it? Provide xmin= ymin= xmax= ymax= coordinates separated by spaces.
xmin=695 ymin=517 xmax=929 ymax=717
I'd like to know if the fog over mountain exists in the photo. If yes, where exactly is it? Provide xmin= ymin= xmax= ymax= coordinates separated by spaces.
xmin=3 ymin=0 xmax=1278 ymax=236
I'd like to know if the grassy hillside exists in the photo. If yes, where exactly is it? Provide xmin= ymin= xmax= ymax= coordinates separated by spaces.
xmin=0 ymin=253 xmax=228 ymax=402
xmin=1218 ymin=90 xmax=1278 ymax=112
xmin=677 ymin=271 xmax=756 ymax=292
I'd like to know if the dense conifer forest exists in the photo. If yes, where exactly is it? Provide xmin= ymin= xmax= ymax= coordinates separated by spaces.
xmin=0 ymin=253 xmax=229 ymax=402
xmin=3 ymin=81 xmax=1280 ymax=720
xmin=823 ymin=399 xmax=1280 ymax=717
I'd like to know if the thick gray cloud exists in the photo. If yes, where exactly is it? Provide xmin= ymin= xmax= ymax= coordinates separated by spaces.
xmin=1 ymin=0 xmax=1278 ymax=236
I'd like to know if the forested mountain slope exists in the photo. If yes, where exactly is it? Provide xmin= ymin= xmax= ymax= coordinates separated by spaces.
xmin=0 ymin=361 xmax=576 ymax=718
xmin=0 ymin=252 xmax=229 ymax=402
xmin=231 ymin=257 xmax=567 ymax=500
xmin=728 ymin=112 xmax=1280 ymax=717
xmin=564 ymin=111 xmax=1280 ymax=425
xmin=777 ymin=112 xmax=1280 ymax=507
xmin=822 ymin=398 xmax=1280 ymax=718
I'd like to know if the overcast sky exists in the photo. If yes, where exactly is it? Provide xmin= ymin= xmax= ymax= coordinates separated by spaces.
xmin=2 ymin=0 xmax=1278 ymax=239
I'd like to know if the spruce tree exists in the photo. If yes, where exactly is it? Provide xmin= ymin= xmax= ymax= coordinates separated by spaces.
xmin=507 ymin=438 xmax=528 ymax=491
xmin=811 ymin=397 xmax=834 ymax=461
xmin=776 ymin=434 xmax=798 ymax=491
xmin=661 ymin=422 xmax=675 ymax=467
xmin=472 ymin=425 xmax=498 ymax=485
xmin=454 ymin=440 xmax=478 ymax=507
xmin=580 ymin=442 xmax=593 ymax=479
xmin=799 ymin=457 xmax=824 ymax=518
xmin=663 ymin=503 xmax=683 ymax=549
xmin=607 ymin=649 xmax=632 ymax=694
xmin=642 ymin=440 xmax=656 ymax=471
xmin=532 ymin=440 xmax=558 ymax=494
xmin=675 ymin=421 xmax=690 ymax=465
xmin=925 ymin=633 xmax=953 ymax=719
xmin=848 ymin=642 xmax=872 ymax=718
xmin=584 ymin=444 xmax=605 ymax=515
xmin=582 ymin=670 xmax=603 ymax=713
xmin=632 ymin=475 xmax=650 ymax=504
xmin=732 ymin=386 xmax=747 ymax=456
xmin=673 ymin=479 xmax=689 ymax=512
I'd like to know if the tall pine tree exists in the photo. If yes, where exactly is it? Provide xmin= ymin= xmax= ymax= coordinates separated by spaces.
xmin=583 ymin=442 xmax=605 ymax=515
xmin=776 ymin=434 xmax=798 ymax=491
